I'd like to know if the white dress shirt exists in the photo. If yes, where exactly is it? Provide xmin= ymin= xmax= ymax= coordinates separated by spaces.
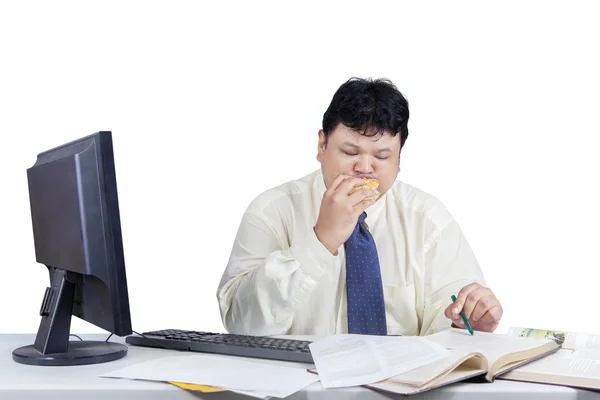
xmin=217 ymin=169 xmax=486 ymax=337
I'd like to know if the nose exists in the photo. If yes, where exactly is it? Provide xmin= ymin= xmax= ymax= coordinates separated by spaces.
xmin=354 ymin=154 xmax=374 ymax=174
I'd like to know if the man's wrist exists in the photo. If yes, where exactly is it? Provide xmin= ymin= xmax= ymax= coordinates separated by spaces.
xmin=313 ymin=226 xmax=339 ymax=255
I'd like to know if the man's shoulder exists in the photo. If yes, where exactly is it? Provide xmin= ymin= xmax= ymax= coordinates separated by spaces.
xmin=245 ymin=170 xmax=320 ymax=215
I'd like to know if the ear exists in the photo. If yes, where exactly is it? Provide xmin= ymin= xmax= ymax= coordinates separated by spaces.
xmin=316 ymin=130 xmax=327 ymax=163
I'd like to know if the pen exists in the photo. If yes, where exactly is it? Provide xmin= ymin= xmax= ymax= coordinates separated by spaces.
xmin=451 ymin=295 xmax=474 ymax=336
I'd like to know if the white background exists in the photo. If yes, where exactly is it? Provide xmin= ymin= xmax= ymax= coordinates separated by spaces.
xmin=1 ymin=1 xmax=599 ymax=337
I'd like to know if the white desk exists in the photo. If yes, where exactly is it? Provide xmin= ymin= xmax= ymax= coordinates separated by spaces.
xmin=1 ymin=334 xmax=599 ymax=400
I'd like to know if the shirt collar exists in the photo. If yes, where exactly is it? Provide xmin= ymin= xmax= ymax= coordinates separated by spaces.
xmin=364 ymin=189 xmax=386 ymax=224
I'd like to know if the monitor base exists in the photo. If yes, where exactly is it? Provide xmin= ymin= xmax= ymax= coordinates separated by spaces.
xmin=12 ymin=340 xmax=127 ymax=366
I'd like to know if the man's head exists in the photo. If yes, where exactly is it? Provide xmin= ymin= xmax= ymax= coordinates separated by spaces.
xmin=317 ymin=77 xmax=410 ymax=197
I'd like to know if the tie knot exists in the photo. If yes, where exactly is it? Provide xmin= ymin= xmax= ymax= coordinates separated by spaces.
xmin=358 ymin=212 xmax=367 ymax=224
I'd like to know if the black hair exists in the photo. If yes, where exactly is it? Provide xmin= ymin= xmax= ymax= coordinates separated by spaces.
xmin=322 ymin=77 xmax=409 ymax=148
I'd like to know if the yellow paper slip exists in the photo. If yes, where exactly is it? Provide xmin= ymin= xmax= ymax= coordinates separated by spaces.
xmin=169 ymin=381 xmax=226 ymax=392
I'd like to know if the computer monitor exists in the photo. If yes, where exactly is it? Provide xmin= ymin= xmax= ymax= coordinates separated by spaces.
xmin=12 ymin=131 xmax=133 ymax=366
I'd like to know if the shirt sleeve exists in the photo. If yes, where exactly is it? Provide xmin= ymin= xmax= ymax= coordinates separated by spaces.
xmin=419 ymin=219 xmax=487 ymax=336
xmin=216 ymin=208 xmax=336 ymax=336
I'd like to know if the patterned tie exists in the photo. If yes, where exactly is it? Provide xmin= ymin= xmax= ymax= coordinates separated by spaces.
xmin=344 ymin=212 xmax=387 ymax=335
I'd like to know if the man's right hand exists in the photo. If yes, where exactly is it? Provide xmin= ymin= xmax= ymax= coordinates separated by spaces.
xmin=314 ymin=175 xmax=379 ymax=255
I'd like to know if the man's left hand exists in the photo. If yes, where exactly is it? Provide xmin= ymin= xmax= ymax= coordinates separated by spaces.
xmin=444 ymin=283 xmax=503 ymax=333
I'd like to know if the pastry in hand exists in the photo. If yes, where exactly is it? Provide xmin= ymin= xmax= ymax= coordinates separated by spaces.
xmin=349 ymin=178 xmax=380 ymax=201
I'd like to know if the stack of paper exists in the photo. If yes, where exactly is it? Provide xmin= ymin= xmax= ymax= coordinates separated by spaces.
xmin=100 ymin=352 xmax=319 ymax=399
xmin=308 ymin=334 xmax=451 ymax=388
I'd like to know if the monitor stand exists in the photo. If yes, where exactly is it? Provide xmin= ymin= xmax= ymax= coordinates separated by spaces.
xmin=12 ymin=268 xmax=128 ymax=366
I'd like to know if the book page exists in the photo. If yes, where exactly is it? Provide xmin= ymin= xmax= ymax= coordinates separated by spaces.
xmin=367 ymin=365 xmax=487 ymax=396
xmin=512 ymin=348 xmax=600 ymax=379
xmin=308 ymin=334 xmax=450 ymax=388
xmin=386 ymin=348 xmax=485 ymax=387
xmin=426 ymin=328 xmax=554 ymax=369
xmin=507 ymin=326 xmax=600 ymax=351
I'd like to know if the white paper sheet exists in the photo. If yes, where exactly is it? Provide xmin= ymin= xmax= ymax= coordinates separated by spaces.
xmin=308 ymin=334 xmax=450 ymax=388
xmin=100 ymin=353 xmax=319 ymax=398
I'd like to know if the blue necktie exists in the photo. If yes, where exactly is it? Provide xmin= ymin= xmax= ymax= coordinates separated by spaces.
xmin=345 ymin=212 xmax=387 ymax=335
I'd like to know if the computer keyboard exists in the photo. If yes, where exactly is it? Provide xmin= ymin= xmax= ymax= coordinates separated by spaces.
xmin=125 ymin=329 xmax=314 ymax=363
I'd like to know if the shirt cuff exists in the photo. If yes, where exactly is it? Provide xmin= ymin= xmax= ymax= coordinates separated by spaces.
xmin=289 ymin=228 xmax=336 ymax=280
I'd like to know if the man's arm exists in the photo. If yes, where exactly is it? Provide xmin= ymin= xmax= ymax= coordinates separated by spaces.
xmin=216 ymin=209 xmax=335 ymax=336
xmin=217 ymin=175 xmax=378 ymax=336
xmin=419 ymin=219 xmax=490 ymax=335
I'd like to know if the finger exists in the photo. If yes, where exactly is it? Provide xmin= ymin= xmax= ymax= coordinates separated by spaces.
xmin=445 ymin=303 xmax=466 ymax=323
xmin=462 ymin=287 xmax=491 ymax=320
xmin=349 ymin=187 xmax=380 ymax=206
xmin=328 ymin=174 xmax=351 ymax=191
xmin=452 ymin=283 xmax=484 ymax=316
xmin=354 ymin=197 xmax=377 ymax=214
xmin=477 ymin=305 xmax=503 ymax=327
xmin=452 ymin=318 xmax=465 ymax=328
xmin=337 ymin=177 xmax=371 ymax=195
xmin=446 ymin=299 xmax=465 ymax=320
xmin=444 ymin=303 xmax=456 ymax=320
xmin=330 ymin=178 xmax=368 ymax=205
xmin=468 ymin=295 xmax=497 ymax=323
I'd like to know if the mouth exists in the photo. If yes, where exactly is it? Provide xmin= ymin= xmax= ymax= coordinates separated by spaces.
xmin=356 ymin=174 xmax=376 ymax=180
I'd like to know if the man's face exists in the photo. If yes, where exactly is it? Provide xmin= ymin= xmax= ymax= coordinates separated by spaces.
xmin=317 ymin=124 xmax=401 ymax=198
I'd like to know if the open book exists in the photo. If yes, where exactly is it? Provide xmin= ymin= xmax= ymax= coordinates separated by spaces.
xmin=498 ymin=326 xmax=600 ymax=391
xmin=364 ymin=328 xmax=559 ymax=396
